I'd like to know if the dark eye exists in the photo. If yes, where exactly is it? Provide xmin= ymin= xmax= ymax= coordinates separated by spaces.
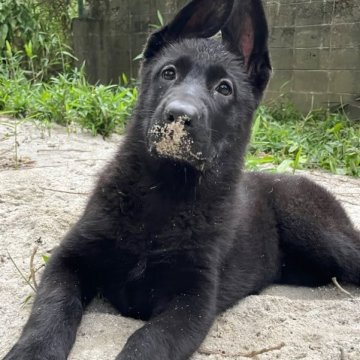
xmin=215 ymin=81 xmax=233 ymax=96
xmin=162 ymin=66 xmax=176 ymax=81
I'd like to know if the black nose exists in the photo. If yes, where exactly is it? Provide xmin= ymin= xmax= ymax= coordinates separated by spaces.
xmin=164 ymin=100 xmax=199 ymax=125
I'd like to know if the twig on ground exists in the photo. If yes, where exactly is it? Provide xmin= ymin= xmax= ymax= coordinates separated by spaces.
xmin=73 ymin=158 xmax=108 ymax=162
xmin=198 ymin=342 xmax=285 ymax=358
xmin=340 ymin=347 xmax=346 ymax=360
xmin=40 ymin=186 xmax=89 ymax=195
xmin=0 ymin=165 xmax=64 ymax=172
xmin=0 ymin=149 xmax=12 ymax=156
xmin=7 ymin=251 xmax=36 ymax=292
xmin=337 ymin=200 xmax=360 ymax=207
xmin=37 ymin=149 xmax=90 ymax=153
xmin=332 ymin=277 xmax=354 ymax=298
xmin=29 ymin=246 xmax=39 ymax=290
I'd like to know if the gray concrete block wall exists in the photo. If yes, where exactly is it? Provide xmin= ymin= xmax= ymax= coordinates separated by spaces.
xmin=73 ymin=0 xmax=187 ymax=83
xmin=73 ymin=0 xmax=360 ymax=112
xmin=265 ymin=0 xmax=360 ymax=111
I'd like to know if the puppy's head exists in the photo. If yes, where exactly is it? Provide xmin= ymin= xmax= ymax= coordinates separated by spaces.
xmin=137 ymin=0 xmax=271 ymax=171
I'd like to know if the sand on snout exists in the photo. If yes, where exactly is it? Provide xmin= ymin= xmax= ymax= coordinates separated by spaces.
xmin=149 ymin=116 xmax=205 ymax=164
xmin=150 ymin=118 xmax=192 ymax=159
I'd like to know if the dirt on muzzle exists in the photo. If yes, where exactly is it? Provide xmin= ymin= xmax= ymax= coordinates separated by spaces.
xmin=149 ymin=116 xmax=204 ymax=163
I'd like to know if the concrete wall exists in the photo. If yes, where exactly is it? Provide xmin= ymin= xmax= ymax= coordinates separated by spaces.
xmin=264 ymin=0 xmax=360 ymax=111
xmin=73 ymin=0 xmax=360 ymax=112
xmin=72 ymin=0 xmax=186 ymax=83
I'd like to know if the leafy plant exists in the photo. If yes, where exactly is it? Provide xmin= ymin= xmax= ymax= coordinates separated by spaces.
xmin=33 ymin=0 xmax=77 ymax=44
xmin=0 ymin=58 xmax=137 ymax=137
xmin=0 ymin=0 xmax=77 ymax=81
xmin=150 ymin=10 xmax=165 ymax=28
xmin=247 ymin=100 xmax=360 ymax=176
xmin=0 ymin=0 xmax=40 ymax=52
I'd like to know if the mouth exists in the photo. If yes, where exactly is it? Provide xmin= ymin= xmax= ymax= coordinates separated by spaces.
xmin=148 ymin=116 xmax=206 ymax=169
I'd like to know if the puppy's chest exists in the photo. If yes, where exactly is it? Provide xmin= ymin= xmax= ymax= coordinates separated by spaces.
xmin=102 ymin=191 xmax=225 ymax=317
xmin=121 ymin=199 xmax=194 ymax=254
xmin=114 ymin=190 xmax=215 ymax=268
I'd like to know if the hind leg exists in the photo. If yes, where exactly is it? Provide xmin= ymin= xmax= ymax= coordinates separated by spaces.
xmin=272 ymin=175 xmax=360 ymax=286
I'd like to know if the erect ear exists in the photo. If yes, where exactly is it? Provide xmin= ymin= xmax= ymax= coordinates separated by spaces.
xmin=221 ymin=0 xmax=271 ymax=96
xmin=143 ymin=0 xmax=234 ymax=60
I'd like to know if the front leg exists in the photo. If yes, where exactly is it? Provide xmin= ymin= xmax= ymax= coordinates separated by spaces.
xmin=116 ymin=272 xmax=217 ymax=360
xmin=3 ymin=245 xmax=92 ymax=360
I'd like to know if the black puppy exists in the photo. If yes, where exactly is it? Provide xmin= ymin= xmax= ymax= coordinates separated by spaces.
xmin=4 ymin=0 xmax=360 ymax=359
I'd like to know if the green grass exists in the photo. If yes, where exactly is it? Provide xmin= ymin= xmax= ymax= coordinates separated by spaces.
xmin=247 ymin=101 xmax=360 ymax=177
xmin=0 ymin=55 xmax=137 ymax=137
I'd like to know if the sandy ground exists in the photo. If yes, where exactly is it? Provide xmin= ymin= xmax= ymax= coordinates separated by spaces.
xmin=1 ymin=118 xmax=360 ymax=360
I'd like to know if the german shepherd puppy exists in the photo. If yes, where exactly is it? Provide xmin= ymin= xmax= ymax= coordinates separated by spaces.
xmin=4 ymin=0 xmax=360 ymax=359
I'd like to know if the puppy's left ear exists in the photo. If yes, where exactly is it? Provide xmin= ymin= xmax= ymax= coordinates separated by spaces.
xmin=221 ymin=0 xmax=271 ymax=97
xmin=143 ymin=0 xmax=234 ymax=60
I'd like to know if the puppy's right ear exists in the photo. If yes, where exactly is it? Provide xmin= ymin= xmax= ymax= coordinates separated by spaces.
xmin=143 ymin=0 xmax=234 ymax=60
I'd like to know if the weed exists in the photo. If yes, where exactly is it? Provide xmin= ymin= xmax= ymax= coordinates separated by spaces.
xmin=247 ymin=100 xmax=360 ymax=177
xmin=0 ymin=58 xmax=137 ymax=137
xmin=1 ymin=0 xmax=76 ymax=81
xmin=7 ymin=246 xmax=49 ymax=306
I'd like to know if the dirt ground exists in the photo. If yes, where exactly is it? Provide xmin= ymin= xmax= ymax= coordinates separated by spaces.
xmin=1 ymin=119 xmax=360 ymax=360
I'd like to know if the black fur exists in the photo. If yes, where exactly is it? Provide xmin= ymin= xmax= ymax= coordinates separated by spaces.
xmin=4 ymin=0 xmax=360 ymax=359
